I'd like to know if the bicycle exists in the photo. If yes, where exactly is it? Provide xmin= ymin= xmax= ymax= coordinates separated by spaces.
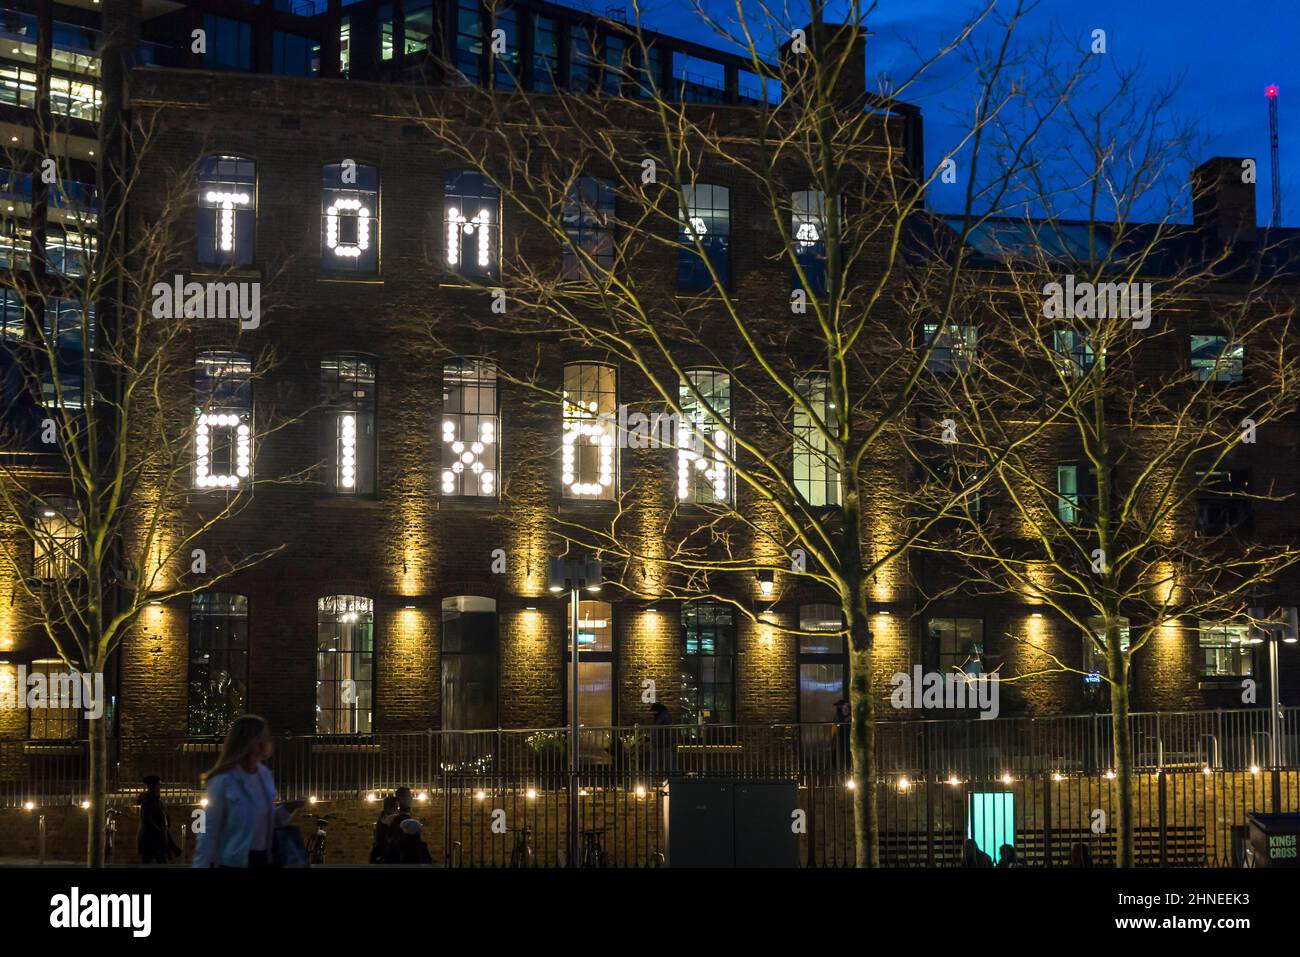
xmin=306 ymin=817 xmax=329 ymax=865
xmin=509 ymin=826 xmax=534 ymax=867
xmin=579 ymin=828 xmax=607 ymax=868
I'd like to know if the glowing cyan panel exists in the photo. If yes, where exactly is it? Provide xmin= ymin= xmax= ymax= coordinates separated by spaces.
xmin=205 ymin=190 xmax=251 ymax=253
xmin=445 ymin=207 xmax=492 ymax=268
xmin=195 ymin=412 xmax=251 ymax=489
xmin=325 ymin=199 xmax=371 ymax=258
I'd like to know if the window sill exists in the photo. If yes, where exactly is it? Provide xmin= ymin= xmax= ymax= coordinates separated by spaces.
xmin=192 ymin=266 xmax=262 ymax=281
xmin=316 ymin=494 xmax=383 ymax=507
xmin=1197 ymin=676 xmax=1249 ymax=690
xmin=318 ymin=275 xmax=384 ymax=285
xmin=24 ymin=741 xmax=83 ymax=754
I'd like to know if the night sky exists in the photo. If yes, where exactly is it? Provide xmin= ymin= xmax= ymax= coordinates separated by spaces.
xmin=609 ymin=0 xmax=1297 ymax=227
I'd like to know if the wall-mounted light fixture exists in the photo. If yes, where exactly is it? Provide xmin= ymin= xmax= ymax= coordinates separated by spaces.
xmin=757 ymin=569 xmax=774 ymax=597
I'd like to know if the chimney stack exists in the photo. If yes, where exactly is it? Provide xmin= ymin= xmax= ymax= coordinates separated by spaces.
xmin=779 ymin=21 xmax=867 ymax=111
xmin=1192 ymin=157 xmax=1257 ymax=247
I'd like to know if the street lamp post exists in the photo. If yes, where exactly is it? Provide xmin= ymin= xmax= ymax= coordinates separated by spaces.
xmin=549 ymin=555 xmax=602 ymax=867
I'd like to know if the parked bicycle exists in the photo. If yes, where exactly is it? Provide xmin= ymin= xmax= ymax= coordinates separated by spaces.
xmin=509 ymin=826 xmax=534 ymax=867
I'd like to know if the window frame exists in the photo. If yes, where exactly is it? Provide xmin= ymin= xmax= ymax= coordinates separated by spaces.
xmin=320 ymin=354 xmax=377 ymax=496
xmin=441 ymin=357 xmax=499 ymax=499
xmin=793 ymin=372 xmax=840 ymax=507
xmin=188 ymin=591 xmax=250 ymax=736
xmin=441 ymin=595 xmax=499 ymax=731
xmin=321 ymin=161 xmax=379 ymax=274
xmin=678 ymin=183 xmax=731 ymax=292
xmin=443 ymin=169 xmax=501 ymax=280
xmin=677 ymin=368 xmax=732 ymax=506
xmin=561 ymin=361 xmax=617 ymax=501
xmin=197 ymin=154 xmax=256 ymax=268
xmin=680 ymin=600 xmax=736 ymax=725
xmin=315 ymin=594 xmax=375 ymax=734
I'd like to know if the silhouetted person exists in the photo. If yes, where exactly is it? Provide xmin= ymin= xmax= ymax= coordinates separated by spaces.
xmin=370 ymin=795 xmax=399 ymax=863
xmin=137 ymin=775 xmax=180 ymax=864
xmin=386 ymin=817 xmax=433 ymax=865
xmin=1070 ymin=842 xmax=1094 ymax=868
xmin=961 ymin=839 xmax=993 ymax=868
xmin=387 ymin=787 xmax=414 ymax=846
xmin=996 ymin=844 xmax=1022 ymax=867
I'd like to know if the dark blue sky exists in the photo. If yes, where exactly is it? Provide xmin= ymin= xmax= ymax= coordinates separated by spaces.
xmin=605 ymin=0 xmax=1297 ymax=227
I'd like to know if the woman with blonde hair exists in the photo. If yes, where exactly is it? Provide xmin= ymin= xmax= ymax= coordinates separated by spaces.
xmin=193 ymin=714 xmax=294 ymax=867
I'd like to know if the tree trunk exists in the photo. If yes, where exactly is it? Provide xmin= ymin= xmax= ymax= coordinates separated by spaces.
xmin=848 ymin=634 xmax=878 ymax=867
xmin=1107 ymin=628 xmax=1134 ymax=867
xmin=86 ymin=713 xmax=108 ymax=867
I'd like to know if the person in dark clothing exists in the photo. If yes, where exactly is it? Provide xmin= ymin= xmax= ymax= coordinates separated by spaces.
xmin=137 ymin=775 xmax=180 ymax=864
xmin=832 ymin=699 xmax=851 ymax=770
xmin=996 ymin=844 xmax=1023 ymax=867
xmin=961 ymin=839 xmax=994 ymax=868
xmin=386 ymin=817 xmax=433 ymax=865
xmin=649 ymin=702 xmax=673 ymax=776
xmin=370 ymin=795 xmax=399 ymax=864
xmin=1069 ymin=842 xmax=1094 ymax=867
xmin=386 ymin=787 xmax=415 ymax=846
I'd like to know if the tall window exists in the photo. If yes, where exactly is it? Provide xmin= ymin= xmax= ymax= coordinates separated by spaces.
xmin=320 ymin=355 xmax=377 ymax=495
xmin=532 ymin=14 xmax=559 ymax=91
xmin=794 ymin=373 xmax=840 ymax=506
xmin=678 ymin=184 xmax=730 ymax=291
xmin=338 ymin=16 xmax=350 ymax=75
xmin=798 ymin=603 xmax=846 ymax=722
xmin=33 ymin=497 xmax=80 ymax=579
xmin=42 ymin=297 xmax=94 ymax=411
xmin=441 ymin=359 xmax=498 ymax=497
xmin=378 ymin=4 xmax=394 ymax=60
xmin=922 ymin=323 xmax=978 ymax=373
xmin=450 ymin=0 xmax=480 ymax=77
xmin=194 ymin=351 xmax=253 ymax=490
xmin=321 ymin=162 xmax=378 ymax=272
xmin=272 ymin=32 xmax=319 ymax=75
xmin=1056 ymin=462 xmax=1099 ymax=525
xmin=681 ymin=601 xmax=735 ymax=724
xmin=678 ymin=370 xmax=731 ymax=504
xmin=562 ymin=362 xmax=616 ymax=500
xmin=198 ymin=155 xmax=255 ymax=267
xmin=602 ymin=34 xmax=626 ymax=95
xmin=566 ymin=599 xmax=614 ymax=729
xmin=202 ymin=15 xmax=252 ymax=71
xmin=441 ymin=596 xmax=498 ymax=730
xmin=561 ymin=176 xmax=615 ymax=278
xmin=569 ymin=24 xmax=595 ymax=92
xmin=1198 ymin=620 xmax=1253 ymax=677
xmin=444 ymin=170 xmax=499 ymax=279
xmin=316 ymin=595 xmax=374 ymax=734
xmin=27 ymin=659 xmax=81 ymax=740
xmin=406 ymin=0 xmax=436 ymax=55
xmin=188 ymin=592 xmax=249 ymax=736
xmin=1191 ymin=334 xmax=1244 ymax=383
xmin=492 ymin=5 xmax=519 ymax=88
xmin=926 ymin=618 xmax=985 ymax=677
xmin=792 ymin=189 xmax=828 ymax=296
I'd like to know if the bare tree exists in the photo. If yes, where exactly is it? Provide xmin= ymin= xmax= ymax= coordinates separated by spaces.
xmin=410 ymin=0 xmax=1073 ymax=866
xmin=906 ymin=64 xmax=1300 ymax=865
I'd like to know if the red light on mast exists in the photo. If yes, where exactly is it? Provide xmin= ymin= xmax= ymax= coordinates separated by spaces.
xmin=1267 ymin=85 xmax=1279 ymax=98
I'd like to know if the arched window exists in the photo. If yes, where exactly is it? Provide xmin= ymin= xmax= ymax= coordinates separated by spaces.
xmin=794 ymin=373 xmax=840 ymax=506
xmin=444 ymin=170 xmax=500 ymax=278
xmin=678 ymin=183 xmax=730 ymax=291
xmin=189 ymin=592 xmax=249 ymax=736
xmin=678 ymin=369 xmax=731 ymax=504
xmin=317 ymin=595 xmax=374 ymax=734
xmin=320 ymin=355 xmax=377 ymax=494
xmin=321 ymin=162 xmax=378 ymax=272
xmin=561 ymin=176 xmax=615 ymax=278
xmin=792 ymin=189 xmax=828 ymax=296
xmin=193 ymin=350 xmax=253 ymax=490
xmin=441 ymin=358 xmax=498 ymax=497
xmin=562 ymin=362 xmax=616 ymax=500
xmin=441 ymin=596 xmax=498 ymax=730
